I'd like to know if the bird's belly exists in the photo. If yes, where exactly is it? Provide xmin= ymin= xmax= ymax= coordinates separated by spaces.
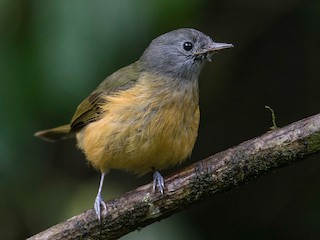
xmin=76 ymin=80 xmax=199 ymax=174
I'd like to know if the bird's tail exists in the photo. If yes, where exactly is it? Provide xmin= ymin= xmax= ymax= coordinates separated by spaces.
xmin=34 ymin=124 xmax=74 ymax=142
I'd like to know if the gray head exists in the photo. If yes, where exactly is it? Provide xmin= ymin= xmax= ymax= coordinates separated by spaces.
xmin=140 ymin=28 xmax=233 ymax=80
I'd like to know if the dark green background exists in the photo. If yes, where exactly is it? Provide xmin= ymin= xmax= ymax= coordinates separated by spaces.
xmin=1 ymin=0 xmax=320 ymax=239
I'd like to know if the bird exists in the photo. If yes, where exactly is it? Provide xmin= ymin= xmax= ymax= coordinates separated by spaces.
xmin=34 ymin=28 xmax=233 ymax=221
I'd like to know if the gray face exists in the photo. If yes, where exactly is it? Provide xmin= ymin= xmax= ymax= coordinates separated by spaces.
xmin=140 ymin=28 xmax=230 ymax=81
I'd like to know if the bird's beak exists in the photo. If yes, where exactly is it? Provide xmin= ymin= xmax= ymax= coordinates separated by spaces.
xmin=195 ymin=41 xmax=233 ymax=62
xmin=206 ymin=42 xmax=234 ymax=52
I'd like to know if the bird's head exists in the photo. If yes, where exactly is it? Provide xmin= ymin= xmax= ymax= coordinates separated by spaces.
xmin=140 ymin=28 xmax=233 ymax=80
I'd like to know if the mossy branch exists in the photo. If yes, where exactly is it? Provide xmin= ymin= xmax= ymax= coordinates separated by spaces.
xmin=28 ymin=113 xmax=320 ymax=240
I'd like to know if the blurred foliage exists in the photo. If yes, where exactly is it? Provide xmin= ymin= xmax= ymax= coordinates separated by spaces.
xmin=1 ymin=0 xmax=320 ymax=239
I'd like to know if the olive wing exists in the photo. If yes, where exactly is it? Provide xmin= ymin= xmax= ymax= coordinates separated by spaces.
xmin=70 ymin=62 xmax=142 ymax=132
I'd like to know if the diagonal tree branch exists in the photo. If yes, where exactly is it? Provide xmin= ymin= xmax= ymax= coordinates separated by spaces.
xmin=28 ymin=113 xmax=320 ymax=240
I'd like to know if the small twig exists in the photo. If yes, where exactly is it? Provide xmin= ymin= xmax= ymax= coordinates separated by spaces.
xmin=265 ymin=105 xmax=278 ymax=129
xmin=28 ymin=113 xmax=320 ymax=240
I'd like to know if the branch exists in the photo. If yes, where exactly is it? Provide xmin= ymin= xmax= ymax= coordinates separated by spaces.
xmin=28 ymin=113 xmax=320 ymax=240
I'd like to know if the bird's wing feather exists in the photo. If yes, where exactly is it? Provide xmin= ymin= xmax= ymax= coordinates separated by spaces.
xmin=70 ymin=62 xmax=142 ymax=132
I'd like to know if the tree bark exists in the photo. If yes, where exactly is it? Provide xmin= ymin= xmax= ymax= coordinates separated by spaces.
xmin=28 ymin=113 xmax=320 ymax=240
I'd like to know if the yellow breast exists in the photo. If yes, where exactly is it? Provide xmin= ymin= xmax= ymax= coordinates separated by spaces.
xmin=76 ymin=73 xmax=200 ymax=174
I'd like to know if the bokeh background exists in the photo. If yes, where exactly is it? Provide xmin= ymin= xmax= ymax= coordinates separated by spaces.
xmin=1 ymin=0 xmax=320 ymax=239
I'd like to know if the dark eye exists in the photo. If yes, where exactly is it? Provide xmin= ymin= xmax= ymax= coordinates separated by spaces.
xmin=183 ymin=42 xmax=193 ymax=51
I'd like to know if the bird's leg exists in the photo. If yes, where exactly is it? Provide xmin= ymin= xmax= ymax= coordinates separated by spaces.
xmin=152 ymin=170 xmax=165 ymax=194
xmin=94 ymin=172 xmax=107 ymax=221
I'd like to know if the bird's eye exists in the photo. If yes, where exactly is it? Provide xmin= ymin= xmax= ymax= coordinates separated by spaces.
xmin=183 ymin=42 xmax=193 ymax=51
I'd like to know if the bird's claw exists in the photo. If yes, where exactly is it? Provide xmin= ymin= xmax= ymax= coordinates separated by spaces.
xmin=94 ymin=194 xmax=107 ymax=222
xmin=153 ymin=171 xmax=165 ymax=194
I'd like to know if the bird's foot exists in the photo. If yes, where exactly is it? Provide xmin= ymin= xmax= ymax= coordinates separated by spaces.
xmin=94 ymin=194 xmax=107 ymax=222
xmin=153 ymin=171 xmax=165 ymax=194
